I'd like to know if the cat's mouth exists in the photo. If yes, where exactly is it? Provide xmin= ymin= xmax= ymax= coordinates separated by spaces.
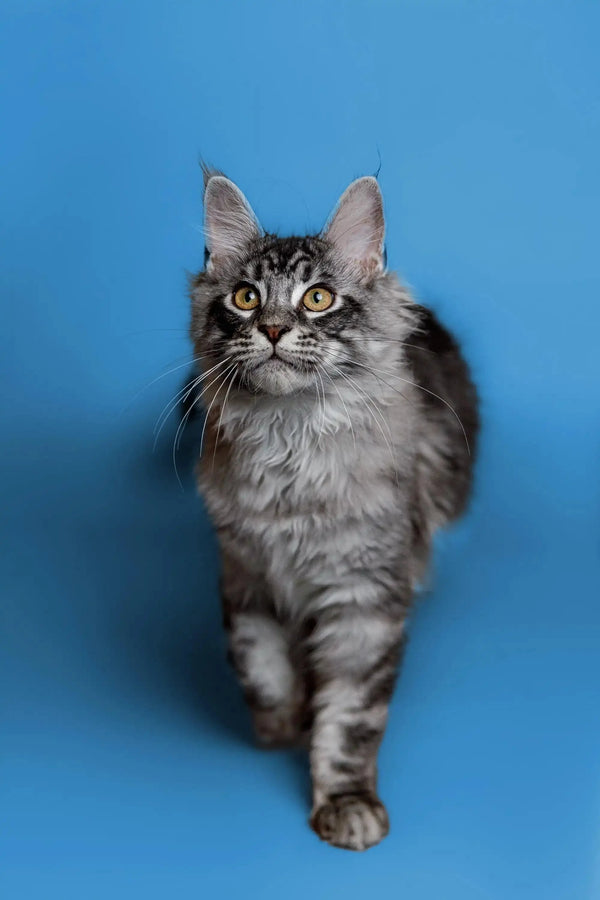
xmin=257 ymin=352 xmax=303 ymax=372
xmin=246 ymin=350 xmax=315 ymax=395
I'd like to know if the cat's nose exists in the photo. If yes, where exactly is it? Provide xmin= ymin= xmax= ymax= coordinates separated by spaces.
xmin=258 ymin=324 xmax=290 ymax=344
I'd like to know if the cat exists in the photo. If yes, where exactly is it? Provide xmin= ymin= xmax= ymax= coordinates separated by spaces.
xmin=187 ymin=168 xmax=479 ymax=851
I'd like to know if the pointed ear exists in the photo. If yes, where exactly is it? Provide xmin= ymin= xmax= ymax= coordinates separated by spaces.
xmin=321 ymin=176 xmax=385 ymax=279
xmin=203 ymin=175 xmax=262 ymax=269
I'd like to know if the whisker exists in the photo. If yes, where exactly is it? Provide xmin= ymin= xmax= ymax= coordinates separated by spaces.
xmin=317 ymin=362 xmax=356 ymax=453
xmin=171 ymin=362 xmax=237 ymax=489
xmin=121 ymin=351 xmax=225 ymax=417
xmin=211 ymin=365 xmax=239 ymax=472
xmin=197 ymin=363 xmax=238 ymax=472
xmin=154 ymin=374 xmax=202 ymax=445
xmin=347 ymin=359 xmax=471 ymax=455
xmin=153 ymin=355 xmax=233 ymax=447
xmin=154 ymin=354 xmax=233 ymax=434
xmin=346 ymin=337 xmax=436 ymax=354
xmin=314 ymin=365 xmax=328 ymax=448
xmin=328 ymin=361 xmax=399 ymax=486
xmin=175 ymin=362 xmax=234 ymax=454
xmin=331 ymin=354 xmax=414 ymax=411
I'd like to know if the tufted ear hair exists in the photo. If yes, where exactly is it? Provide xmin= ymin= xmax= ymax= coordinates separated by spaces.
xmin=321 ymin=176 xmax=385 ymax=279
xmin=203 ymin=173 xmax=262 ymax=270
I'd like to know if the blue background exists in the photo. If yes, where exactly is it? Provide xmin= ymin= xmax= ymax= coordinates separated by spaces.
xmin=2 ymin=1 xmax=599 ymax=897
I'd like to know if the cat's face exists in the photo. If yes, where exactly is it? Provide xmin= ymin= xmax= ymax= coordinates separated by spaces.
xmin=190 ymin=174 xmax=409 ymax=396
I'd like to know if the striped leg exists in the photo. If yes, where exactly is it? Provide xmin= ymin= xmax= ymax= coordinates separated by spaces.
xmin=307 ymin=606 xmax=406 ymax=851
xmin=226 ymin=609 xmax=305 ymax=746
xmin=221 ymin=552 xmax=304 ymax=745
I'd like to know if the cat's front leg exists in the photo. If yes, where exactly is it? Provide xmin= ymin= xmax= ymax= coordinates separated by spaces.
xmin=221 ymin=554 xmax=305 ymax=746
xmin=226 ymin=609 xmax=305 ymax=746
xmin=306 ymin=602 xmax=407 ymax=851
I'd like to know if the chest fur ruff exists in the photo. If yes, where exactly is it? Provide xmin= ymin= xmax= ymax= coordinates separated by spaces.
xmin=199 ymin=396 xmax=404 ymax=523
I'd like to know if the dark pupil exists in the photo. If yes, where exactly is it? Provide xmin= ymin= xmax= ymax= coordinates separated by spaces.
xmin=313 ymin=291 xmax=323 ymax=303
xmin=245 ymin=291 xmax=255 ymax=303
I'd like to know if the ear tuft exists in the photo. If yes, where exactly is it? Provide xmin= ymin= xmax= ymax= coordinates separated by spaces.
xmin=203 ymin=175 xmax=262 ymax=268
xmin=322 ymin=176 xmax=385 ymax=278
xmin=200 ymin=160 xmax=225 ymax=191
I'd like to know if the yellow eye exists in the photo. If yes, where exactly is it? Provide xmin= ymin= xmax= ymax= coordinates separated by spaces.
xmin=233 ymin=285 xmax=260 ymax=310
xmin=303 ymin=286 xmax=334 ymax=312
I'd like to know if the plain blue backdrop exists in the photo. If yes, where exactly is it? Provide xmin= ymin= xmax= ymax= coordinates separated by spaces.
xmin=2 ymin=1 xmax=599 ymax=897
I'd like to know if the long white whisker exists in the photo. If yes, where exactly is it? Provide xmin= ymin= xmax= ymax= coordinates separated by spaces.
xmin=197 ymin=363 xmax=238 ymax=468
xmin=348 ymin=359 xmax=471 ymax=455
xmin=211 ymin=365 xmax=239 ymax=472
xmin=121 ymin=351 xmax=224 ymax=418
xmin=317 ymin=362 xmax=356 ymax=452
xmin=315 ymin=365 xmax=328 ymax=446
xmin=175 ymin=362 xmax=236 ymax=454
xmin=170 ymin=362 xmax=237 ymax=489
xmin=311 ymin=370 xmax=324 ymax=454
xmin=153 ymin=355 xmax=233 ymax=445
xmin=331 ymin=355 xmax=414 ymax=412
xmin=328 ymin=361 xmax=399 ymax=486
xmin=346 ymin=337 xmax=436 ymax=354
xmin=154 ymin=375 xmax=202 ymax=443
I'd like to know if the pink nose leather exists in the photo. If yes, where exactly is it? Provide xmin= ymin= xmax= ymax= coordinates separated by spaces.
xmin=259 ymin=324 xmax=290 ymax=344
xmin=265 ymin=326 xmax=281 ymax=341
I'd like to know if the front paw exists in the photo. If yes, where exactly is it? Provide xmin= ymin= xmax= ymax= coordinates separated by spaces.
xmin=310 ymin=791 xmax=389 ymax=851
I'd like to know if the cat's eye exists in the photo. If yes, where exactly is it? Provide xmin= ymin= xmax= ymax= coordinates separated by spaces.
xmin=233 ymin=285 xmax=260 ymax=311
xmin=302 ymin=286 xmax=334 ymax=312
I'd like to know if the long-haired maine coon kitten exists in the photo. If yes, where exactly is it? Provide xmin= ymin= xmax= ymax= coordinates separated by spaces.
xmin=187 ymin=169 xmax=479 ymax=851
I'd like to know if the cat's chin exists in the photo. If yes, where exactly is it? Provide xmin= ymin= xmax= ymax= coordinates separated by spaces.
xmin=247 ymin=358 xmax=311 ymax=396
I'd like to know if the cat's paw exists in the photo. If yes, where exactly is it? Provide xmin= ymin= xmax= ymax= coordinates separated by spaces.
xmin=252 ymin=706 xmax=303 ymax=748
xmin=310 ymin=791 xmax=389 ymax=851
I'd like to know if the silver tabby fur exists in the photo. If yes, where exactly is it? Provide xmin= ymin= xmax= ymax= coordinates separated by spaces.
xmin=188 ymin=170 xmax=479 ymax=851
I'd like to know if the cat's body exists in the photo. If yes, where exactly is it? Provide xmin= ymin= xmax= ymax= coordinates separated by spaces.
xmin=189 ymin=173 xmax=479 ymax=850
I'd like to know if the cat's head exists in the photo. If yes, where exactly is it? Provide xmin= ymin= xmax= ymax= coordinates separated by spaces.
xmin=190 ymin=171 xmax=415 ymax=397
